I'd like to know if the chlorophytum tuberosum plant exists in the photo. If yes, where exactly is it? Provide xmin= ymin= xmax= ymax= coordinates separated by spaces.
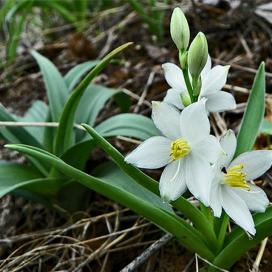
xmin=4 ymin=7 xmax=272 ymax=271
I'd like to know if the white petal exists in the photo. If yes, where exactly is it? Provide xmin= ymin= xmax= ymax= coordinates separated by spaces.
xmin=219 ymin=130 xmax=237 ymax=167
xmin=230 ymin=150 xmax=272 ymax=180
xmin=201 ymin=55 xmax=212 ymax=77
xmin=125 ymin=136 xmax=171 ymax=169
xmin=210 ymin=178 xmax=222 ymax=217
xmin=159 ymin=160 xmax=187 ymax=201
xmin=152 ymin=101 xmax=181 ymax=140
xmin=193 ymin=135 xmax=224 ymax=164
xmin=220 ymin=186 xmax=256 ymax=235
xmin=185 ymin=154 xmax=212 ymax=206
xmin=180 ymin=99 xmax=210 ymax=145
xmin=163 ymin=88 xmax=184 ymax=110
xmin=162 ymin=63 xmax=186 ymax=91
xmin=201 ymin=65 xmax=230 ymax=96
xmin=232 ymin=184 xmax=269 ymax=213
xmin=205 ymin=91 xmax=236 ymax=113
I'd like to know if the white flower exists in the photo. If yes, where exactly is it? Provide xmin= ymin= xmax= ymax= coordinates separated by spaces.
xmin=162 ymin=56 xmax=236 ymax=112
xmin=125 ymin=100 xmax=223 ymax=205
xmin=210 ymin=130 xmax=271 ymax=235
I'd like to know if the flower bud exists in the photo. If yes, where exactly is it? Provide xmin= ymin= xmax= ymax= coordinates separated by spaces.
xmin=170 ymin=7 xmax=190 ymax=51
xmin=188 ymin=32 xmax=208 ymax=78
xmin=180 ymin=93 xmax=191 ymax=107
xmin=179 ymin=50 xmax=188 ymax=70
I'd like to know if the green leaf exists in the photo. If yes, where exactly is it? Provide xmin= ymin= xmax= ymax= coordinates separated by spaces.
xmin=0 ymin=104 xmax=42 ymax=148
xmin=81 ymin=124 xmax=218 ymax=249
xmin=113 ymin=92 xmax=131 ymax=113
xmin=5 ymin=143 xmax=215 ymax=261
xmin=0 ymin=105 xmax=48 ymax=174
xmin=260 ymin=119 xmax=272 ymax=135
xmin=64 ymin=60 xmax=99 ymax=92
xmin=72 ymin=0 xmax=88 ymax=25
xmin=95 ymin=113 xmax=160 ymax=140
xmin=93 ymin=161 xmax=173 ymax=213
xmin=0 ymin=161 xmax=41 ymax=198
xmin=54 ymin=42 xmax=133 ymax=156
xmin=34 ymin=0 xmax=77 ymax=24
xmin=235 ymin=63 xmax=266 ymax=157
xmin=208 ymin=207 xmax=272 ymax=271
xmin=61 ymin=139 xmax=96 ymax=170
xmin=18 ymin=176 xmax=69 ymax=197
xmin=6 ymin=14 xmax=25 ymax=63
xmin=76 ymin=84 xmax=120 ymax=127
xmin=62 ymin=113 xmax=157 ymax=171
xmin=31 ymin=50 xmax=68 ymax=122
xmin=0 ymin=0 xmax=14 ymax=26
xmin=18 ymin=100 xmax=48 ymax=144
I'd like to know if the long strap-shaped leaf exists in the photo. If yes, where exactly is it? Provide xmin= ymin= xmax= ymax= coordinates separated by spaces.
xmin=53 ymin=43 xmax=132 ymax=156
xmin=235 ymin=62 xmax=265 ymax=157
xmin=5 ymin=143 xmax=215 ymax=261
xmin=82 ymin=124 xmax=218 ymax=249
xmin=207 ymin=206 xmax=272 ymax=271
xmin=31 ymin=50 xmax=68 ymax=122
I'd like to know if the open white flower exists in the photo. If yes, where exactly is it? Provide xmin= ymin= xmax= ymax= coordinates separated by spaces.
xmin=210 ymin=130 xmax=271 ymax=235
xmin=125 ymin=100 xmax=223 ymax=205
xmin=162 ymin=56 xmax=236 ymax=112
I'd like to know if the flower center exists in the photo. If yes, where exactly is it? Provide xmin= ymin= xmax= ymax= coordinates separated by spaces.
xmin=170 ymin=138 xmax=191 ymax=160
xmin=223 ymin=164 xmax=250 ymax=190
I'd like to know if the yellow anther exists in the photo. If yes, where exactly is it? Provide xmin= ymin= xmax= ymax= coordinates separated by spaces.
xmin=170 ymin=138 xmax=191 ymax=160
xmin=224 ymin=164 xmax=250 ymax=190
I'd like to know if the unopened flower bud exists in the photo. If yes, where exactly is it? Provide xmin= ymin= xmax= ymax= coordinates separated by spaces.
xmin=180 ymin=93 xmax=191 ymax=107
xmin=170 ymin=7 xmax=190 ymax=51
xmin=188 ymin=32 xmax=208 ymax=78
xmin=179 ymin=51 xmax=188 ymax=70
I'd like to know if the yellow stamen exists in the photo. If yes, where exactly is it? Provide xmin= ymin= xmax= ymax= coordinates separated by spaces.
xmin=224 ymin=164 xmax=250 ymax=190
xmin=170 ymin=138 xmax=191 ymax=160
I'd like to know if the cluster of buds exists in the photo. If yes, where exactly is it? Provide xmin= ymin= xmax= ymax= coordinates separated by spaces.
xmin=171 ymin=7 xmax=208 ymax=96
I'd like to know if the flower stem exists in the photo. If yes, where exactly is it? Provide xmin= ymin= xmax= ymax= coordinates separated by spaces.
xmin=174 ymin=198 xmax=219 ymax=250
xmin=216 ymin=213 xmax=229 ymax=251
xmin=182 ymin=68 xmax=197 ymax=102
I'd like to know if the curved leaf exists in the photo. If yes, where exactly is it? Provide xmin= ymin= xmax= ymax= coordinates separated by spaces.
xmin=0 ymin=161 xmax=41 ymax=197
xmin=95 ymin=113 xmax=160 ymax=140
xmin=54 ymin=42 xmax=133 ymax=156
xmin=235 ymin=63 xmax=266 ymax=156
xmin=75 ymin=84 xmax=120 ymax=140
xmin=82 ymin=124 xmax=218 ymax=249
xmin=0 ymin=104 xmax=43 ymax=147
xmin=61 ymin=113 xmax=157 ymax=171
xmin=260 ymin=119 xmax=272 ymax=135
xmin=64 ymin=61 xmax=99 ymax=92
xmin=208 ymin=207 xmax=272 ymax=271
xmin=0 ymin=104 xmax=48 ymax=174
xmin=5 ymin=143 xmax=215 ymax=261
xmin=61 ymin=139 xmax=96 ymax=170
xmin=93 ymin=161 xmax=173 ymax=213
xmin=31 ymin=50 xmax=68 ymax=122
xmin=18 ymin=100 xmax=48 ymax=144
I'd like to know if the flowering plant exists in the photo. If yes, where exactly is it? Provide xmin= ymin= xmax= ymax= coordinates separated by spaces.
xmin=5 ymin=7 xmax=272 ymax=271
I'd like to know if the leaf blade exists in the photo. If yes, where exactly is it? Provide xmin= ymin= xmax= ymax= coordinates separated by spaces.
xmin=54 ymin=42 xmax=133 ymax=155
xmin=5 ymin=143 xmax=215 ymax=261
xmin=31 ymin=50 xmax=68 ymax=122
xmin=235 ymin=63 xmax=266 ymax=156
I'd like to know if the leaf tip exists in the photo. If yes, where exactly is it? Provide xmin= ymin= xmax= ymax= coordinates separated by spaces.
xmin=4 ymin=144 xmax=14 ymax=149
xmin=259 ymin=61 xmax=265 ymax=73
